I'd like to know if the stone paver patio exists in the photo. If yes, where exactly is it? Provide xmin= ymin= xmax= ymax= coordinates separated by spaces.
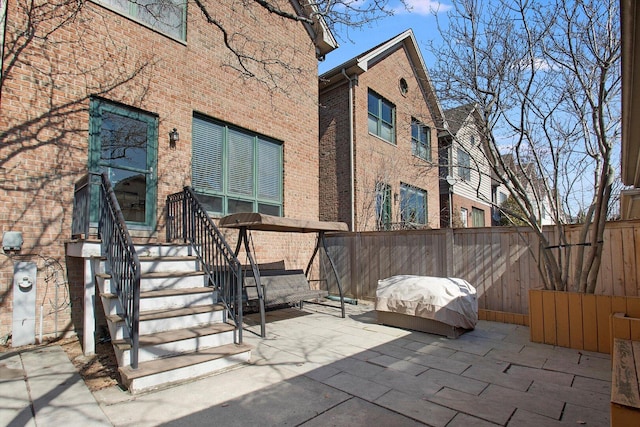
xmin=93 ymin=301 xmax=611 ymax=426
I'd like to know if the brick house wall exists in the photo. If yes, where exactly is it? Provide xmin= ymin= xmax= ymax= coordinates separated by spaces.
xmin=319 ymin=31 xmax=442 ymax=232
xmin=319 ymin=82 xmax=352 ymax=225
xmin=0 ymin=0 xmax=327 ymax=341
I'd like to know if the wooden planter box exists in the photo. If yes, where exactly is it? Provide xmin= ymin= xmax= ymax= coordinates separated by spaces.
xmin=529 ymin=289 xmax=640 ymax=354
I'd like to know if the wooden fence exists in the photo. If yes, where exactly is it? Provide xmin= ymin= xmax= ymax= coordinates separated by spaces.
xmin=322 ymin=220 xmax=640 ymax=316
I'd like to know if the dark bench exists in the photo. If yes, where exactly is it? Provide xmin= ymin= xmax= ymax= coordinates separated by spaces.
xmin=243 ymin=265 xmax=328 ymax=309
xmin=610 ymin=313 xmax=640 ymax=426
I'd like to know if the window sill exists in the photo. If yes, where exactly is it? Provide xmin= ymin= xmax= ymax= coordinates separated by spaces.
xmin=368 ymin=132 xmax=396 ymax=146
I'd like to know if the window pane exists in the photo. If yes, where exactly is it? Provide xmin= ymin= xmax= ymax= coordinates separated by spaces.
xmin=368 ymin=115 xmax=377 ymax=134
xmin=111 ymin=169 xmax=146 ymax=223
xmin=368 ymin=92 xmax=378 ymax=116
xmin=195 ymin=193 xmax=223 ymax=214
xmin=228 ymin=198 xmax=253 ymax=214
xmin=381 ymin=101 xmax=393 ymax=123
xmin=472 ymin=207 xmax=485 ymax=227
xmin=257 ymin=138 xmax=281 ymax=202
xmin=100 ymin=112 xmax=148 ymax=171
xmin=138 ymin=0 xmax=184 ymax=39
xmin=228 ymin=129 xmax=254 ymax=196
xmin=381 ymin=122 xmax=393 ymax=142
xmin=400 ymin=184 xmax=427 ymax=225
xmin=192 ymin=117 xmax=223 ymax=193
xmin=258 ymin=203 xmax=280 ymax=216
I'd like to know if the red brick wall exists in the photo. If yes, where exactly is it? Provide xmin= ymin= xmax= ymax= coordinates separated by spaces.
xmin=319 ymin=81 xmax=353 ymax=227
xmin=320 ymin=46 xmax=441 ymax=231
xmin=0 ymin=0 xmax=322 ymax=339
xmin=450 ymin=194 xmax=493 ymax=228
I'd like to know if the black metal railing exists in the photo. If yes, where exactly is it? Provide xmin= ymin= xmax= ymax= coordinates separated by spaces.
xmin=71 ymin=173 xmax=92 ymax=239
xmin=166 ymin=187 xmax=243 ymax=343
xmin=72 ymin=172 xmax=141 ymax=369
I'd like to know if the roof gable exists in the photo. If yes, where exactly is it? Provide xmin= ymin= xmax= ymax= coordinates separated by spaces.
xmin=320 ymin=29 xmax=444 ymax=128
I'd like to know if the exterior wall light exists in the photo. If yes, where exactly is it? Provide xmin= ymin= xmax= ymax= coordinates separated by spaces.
xmin=169 ymin=128 xmax=179 ymax=147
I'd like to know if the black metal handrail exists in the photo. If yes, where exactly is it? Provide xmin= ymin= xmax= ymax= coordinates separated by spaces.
xmin=166 ymin=187 xmax=244 ymax=343
xmin=72 ymin=172 xmax=141 ymax=369
xmin=97 ymin=172 xmax=141 ymax=368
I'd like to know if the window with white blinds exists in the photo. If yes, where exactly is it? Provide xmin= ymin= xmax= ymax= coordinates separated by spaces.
xmin=192 ymin=115 xmax=282 ymax=216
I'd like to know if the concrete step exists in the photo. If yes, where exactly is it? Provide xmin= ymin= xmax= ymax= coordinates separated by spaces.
xmin=138 ymin=256 xmax=198 ymax=274
xmin=97 ymin=271 xmax=207 ymax=295
xmin=133 ymin=243 xmax=192 ymax=257
xmin=112 ymin=323 xmax=236 ymax=365
xmin=106 ymin=304 xmax=226 ymax=339
xmin=101 ymin=287 xmax=218 ymax=315
xmin=119 ymin=343 xmax=252 ymax=393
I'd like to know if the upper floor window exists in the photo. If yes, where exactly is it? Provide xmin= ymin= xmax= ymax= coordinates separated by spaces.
xmin=368 ymin=90 xmax=395 ymax=144
xmin=192 ymin=115 xmax=283 ymax=216
xmin=457 ymin=148 xmax=471 ymax=181
xmin=98 ymin=0 xmax=187 ymax=40
xmin=400 ymin=183 xmax=427 ymax=226
xmin=411 ymin=118 xmax=431 ymax=161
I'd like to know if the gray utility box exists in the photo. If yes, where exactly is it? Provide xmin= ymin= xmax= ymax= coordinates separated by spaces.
xmin=12 ymin=261 xmax=37 ymax=347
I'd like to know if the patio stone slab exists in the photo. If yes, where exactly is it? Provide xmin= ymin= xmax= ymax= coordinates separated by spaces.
xmin=367 ymin=367 xmax=443 ymax=398
xmin=505 ymin=364 xmax=574 ymax=387
xmin=299 ymin=397 xmax=424 ymax=427
xmin=0 ymin=352 xmax=34 ymax=427
xmin=484 ymin=347 xmax=548 ymax=368
xmin=570 ymin=375 xmax=611 ymax=395
xmin=562 ymin=402 xmax=610 ymax=426
xmin=507 ymin=409 xmax=565 ymax=426
xmin=402 ymin=340 xmax=457 ymax=358
xmin=407 ymin=352 xmax=471 ymax=374
xmin=417 ymin=368 xmax=489 ymax=395
xmin=375 ymin=389 xmax=457 ymax=427
xmin=20 ymin=347 xmax=111 ymax=426
xmin=542 ymin=357 xmax=611 ymax=382
xmin=520 ymin=345 xmax=580 ymax=364
xmin=427 ymin=387 xmax=515 ymax=425
xmin=461 ymin=363 xmax=533 ymax=391
xmin=320 ymin=372 xmax=391 ymax=401
xmin=528 ymin=379 xmax=610 ymax=413
xmin=367 ymin=354 xmax=429 ymax=376
xmin=480 ymin=384 xmax=564 ymax=420
xmin=326 ymin=357 xmax=386 ymax=380
xmin=446 ymin=412 xmax=501 ymax=427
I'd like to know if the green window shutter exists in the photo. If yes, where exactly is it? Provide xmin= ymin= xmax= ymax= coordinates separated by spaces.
xmin=257 ymin=138 xmax=281 ymax=202
xmin=192 ymin=117 xmax=223 ymax=193
xmin=228 ymin=128 xmax=254 ymax=196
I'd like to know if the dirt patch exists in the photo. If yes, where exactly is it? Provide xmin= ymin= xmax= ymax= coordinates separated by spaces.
xmin=1 ymin=336 xmax=120 ymax=392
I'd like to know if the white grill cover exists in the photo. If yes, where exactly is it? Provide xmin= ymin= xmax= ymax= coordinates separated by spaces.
xmin=375 ymin=275 xmax=478 ymax=330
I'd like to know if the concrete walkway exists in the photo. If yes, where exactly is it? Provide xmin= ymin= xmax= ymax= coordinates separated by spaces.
xmin=2 ymin=302 xmax=612 ymax=426
xmin=0 ymin=344 xmax=111 ymax=426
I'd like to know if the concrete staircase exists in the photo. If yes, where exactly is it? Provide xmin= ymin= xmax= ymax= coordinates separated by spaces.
xmin=96 ymin=243 xmax=251 ymax=393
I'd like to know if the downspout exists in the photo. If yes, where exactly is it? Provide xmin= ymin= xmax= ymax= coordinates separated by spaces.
xmin=341 ymin=68 xmax=356 ymax=231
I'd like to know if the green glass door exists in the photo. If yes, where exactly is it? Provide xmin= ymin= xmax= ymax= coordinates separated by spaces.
xmin=89 ymin=99 xmax=158 ymax=227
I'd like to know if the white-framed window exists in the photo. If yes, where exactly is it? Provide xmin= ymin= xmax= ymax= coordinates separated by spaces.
xmin=411 ymin=118 xmax=431 ymax=161
xmin=98 ymin=0 xmax=187 ymax=40
xmin=368 ymin=90 xmax=395 ymax=144
xmin=192 ymin=114 xmax=283 ymax=216
xmin=460 ymin=207 xmax=468 ymax=227
xmin=472 ymin=207 xmax=485 ymax=227
xmin=457 ymin=148 xmax=471 ymax=181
